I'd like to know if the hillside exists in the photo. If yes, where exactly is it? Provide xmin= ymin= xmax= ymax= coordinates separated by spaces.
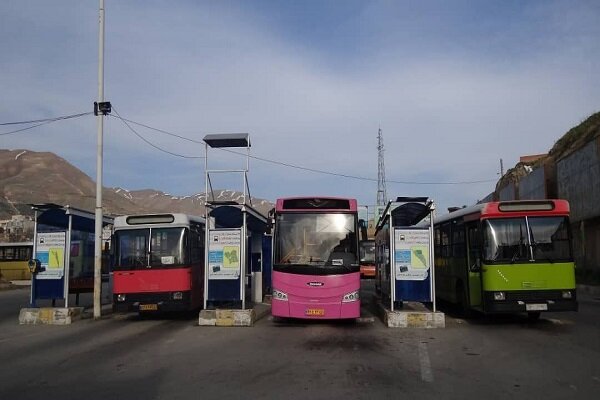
xmin=496 ymin=111 xmax=600 ymax=191
xmin=0 ymin=149 xmax=272 ymax=219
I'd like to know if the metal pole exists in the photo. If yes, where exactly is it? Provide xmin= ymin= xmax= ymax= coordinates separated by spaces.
xmin=244 ymin=145 xmax=249 ymax=205
xmin=390 ymin=220 xmax=395 ymax=312
xmin=429 ymin=206 xmax=436 ymax=312
xmin=30 ymin=210 xmax=38 ymax=308
xmin=93 ymin=0 xmax=105 ymax=319
xmin=242 ymin=211 xmax=247 ymax=309
xmin=203 ymin=143 xmax=209 ymax=309
xmin=64 ymin=213 xmax=72 ymax=308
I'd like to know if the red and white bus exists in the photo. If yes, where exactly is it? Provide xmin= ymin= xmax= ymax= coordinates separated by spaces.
xmin=112 ymin=214 xmax=205 ymax=313
xmin=271 ymin=197 xmax=361 ymax=319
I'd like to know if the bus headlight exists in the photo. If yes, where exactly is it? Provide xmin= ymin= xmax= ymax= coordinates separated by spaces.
xmin=172 ymin=291 xmax=183 ymax=300
xmin=493 ymin=292 xmax=505 ymax=301
xmin=561 ymin=290 xmax=573 ymax=299
xmin=342 ymin=291 xmax=360 ymax=303
xmin=117 ymin=294 xmax=126 ymax=302
xmin=272 ymin=289 xmax=288 ymax=301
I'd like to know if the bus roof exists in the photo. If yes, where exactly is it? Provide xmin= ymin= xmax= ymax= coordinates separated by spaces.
xmin=114 ymin=213 xmax=205 ymax=229
xmin=275 ymin=197 xmax=358 ymax=212
xmin=435 ymin=200 xmax=570 ymax=225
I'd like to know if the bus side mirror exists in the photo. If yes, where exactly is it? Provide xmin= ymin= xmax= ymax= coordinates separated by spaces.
xmin=28 ymin=259 xmax=44 ymax=275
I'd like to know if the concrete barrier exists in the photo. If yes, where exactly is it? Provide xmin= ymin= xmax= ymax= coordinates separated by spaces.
xmin=199 ymin=303 xmax=271 ymax=327
xmin=19 ymin=307 xmax=84 ymax=325
xmin=376 ymin=300 xmax=445 ymax=328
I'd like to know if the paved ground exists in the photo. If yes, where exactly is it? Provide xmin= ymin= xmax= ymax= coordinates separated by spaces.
xmin=0 ymin=282 xmax=599 ymax=400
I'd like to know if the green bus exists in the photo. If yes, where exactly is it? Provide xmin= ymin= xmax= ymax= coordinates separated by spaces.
xmin=434 ymin=200 xmax=577 ymax=319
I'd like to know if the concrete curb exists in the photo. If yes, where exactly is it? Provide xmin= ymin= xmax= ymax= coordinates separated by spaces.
xmin=374 ymin=298 xmax=445 ymax=328
xmin=19 ymin=307 xmax=84 ymax=325
xmin=199 ymin=303 xmax=271 ymax=327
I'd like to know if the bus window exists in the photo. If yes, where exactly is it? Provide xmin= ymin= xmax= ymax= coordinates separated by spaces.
xmin=440 ymin=223 xmax=451 ymax=257
xmin=452 ymin=221 xmax=465 ymax=258
xmin=528 ymin=217 xmax=571 ymax=262
xmin=116 ymin=229 xmax=149 ymax=268
xmin=467 ymin=224 xmax=481 ymax=269
xmin=483 ymin=218 xmax=529 ymax=263
xmin=150 ymin=228 xmax=187 ymax=266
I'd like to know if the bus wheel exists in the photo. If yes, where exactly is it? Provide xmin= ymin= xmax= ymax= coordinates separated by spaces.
xmin=527 ymin=311 xmax=541 ymax=321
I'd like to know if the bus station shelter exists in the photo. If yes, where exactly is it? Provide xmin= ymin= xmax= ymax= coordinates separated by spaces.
xmin=29 ymin=203 xmax=113 ymax=308
xmin=202 ymin=134 xmax=270 ymax=312
xmin=204 ymin=204 xmax=269 ymax=310
xmin=375 ymin=197 xmax=437 ymax=312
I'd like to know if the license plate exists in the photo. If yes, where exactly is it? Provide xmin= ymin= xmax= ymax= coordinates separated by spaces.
xmin=305 ymin=308 xmax=325 ymax=316
xmin=526 ymin=303 xmax=548 ymax=311
xmin=139 ymin=304 xmax=158 ymax=311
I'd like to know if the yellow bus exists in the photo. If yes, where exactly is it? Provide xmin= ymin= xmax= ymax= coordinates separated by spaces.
xmin=0 ymin=242 xmax=33 ymax=281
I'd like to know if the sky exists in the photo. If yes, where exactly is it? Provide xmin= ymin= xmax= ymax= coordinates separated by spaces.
xmin=1 ymin=0 xmax=599 ymax=215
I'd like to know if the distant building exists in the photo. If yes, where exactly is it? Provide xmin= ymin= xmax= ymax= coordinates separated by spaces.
xmin=0 ymin=215 xmax=34 ymax=242
xmin=519 ymin=154 xmax=547 ymax=164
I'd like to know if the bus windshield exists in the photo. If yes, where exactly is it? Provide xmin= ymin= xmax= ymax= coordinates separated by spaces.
xmin=274 ymin=213 xmax=358 ymax=270
xmin=483 ymin=216 xmax=571 ymax=263
xmin=115 ymin=228 xmax=188 ymax=269
xmin=360 ymin=240 xmax=375 ymax=264
xmin=528 ymin=217 xmax=571 ymax=262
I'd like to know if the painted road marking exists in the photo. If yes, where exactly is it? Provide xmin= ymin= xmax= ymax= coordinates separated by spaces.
xmin=418 ymin=341 xmax=434 ymax=383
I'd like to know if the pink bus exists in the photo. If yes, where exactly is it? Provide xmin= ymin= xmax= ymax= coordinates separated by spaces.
xmin=271 ymin=197 xmax=361 ymax=320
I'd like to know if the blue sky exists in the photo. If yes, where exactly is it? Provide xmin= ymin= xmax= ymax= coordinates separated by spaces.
xmin=1 ymin=0 xmax=599 ymax=214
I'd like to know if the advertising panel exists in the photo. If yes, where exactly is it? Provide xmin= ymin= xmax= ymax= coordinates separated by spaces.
xmin=394 ymin=228 xmax=430 ymax=281
xmin=208 ymin=229 xmax=241 ymax=280
xmin=36 ymin=232 xmax=66 ymax=280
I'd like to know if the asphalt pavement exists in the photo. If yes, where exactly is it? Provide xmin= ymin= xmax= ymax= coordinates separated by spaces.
xmin=0 ymin=282 xmax=599 ymax=400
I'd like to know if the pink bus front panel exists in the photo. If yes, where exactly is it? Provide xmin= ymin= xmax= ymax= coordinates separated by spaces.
xmin=271 ymin=270 xmax=360 ymax=319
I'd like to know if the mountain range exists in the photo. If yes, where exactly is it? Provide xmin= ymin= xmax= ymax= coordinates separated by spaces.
xmin=0 ymin=149 xmax=273 ymax=219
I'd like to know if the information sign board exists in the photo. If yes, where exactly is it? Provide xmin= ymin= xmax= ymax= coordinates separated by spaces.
xmin=394 ymin=228 xmax=430 ymax=281
xmin=36 ymin=232 xmax=66 ymax=280
xmin=208 ymin=229 xmax=241 ymax=280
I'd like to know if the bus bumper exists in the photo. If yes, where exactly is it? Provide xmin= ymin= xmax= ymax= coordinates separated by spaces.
xmin=272 ymin=299 xmax=360 ymax=319
xmin=113 ymin=291 xmax=192 ymax=313
xmin=482 ymin=290 xmax=578 ymax=313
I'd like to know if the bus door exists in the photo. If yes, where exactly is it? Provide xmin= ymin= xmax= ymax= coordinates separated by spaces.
xmin=466 ymin=223 xmax=482 ymax=308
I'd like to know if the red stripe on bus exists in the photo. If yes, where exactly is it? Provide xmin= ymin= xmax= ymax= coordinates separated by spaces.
xmin=113 ymin=268 xmax=192 ymax=293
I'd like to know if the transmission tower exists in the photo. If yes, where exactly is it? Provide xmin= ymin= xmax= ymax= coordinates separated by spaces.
xmin=376 ymin=127 xmax=388 ymax=206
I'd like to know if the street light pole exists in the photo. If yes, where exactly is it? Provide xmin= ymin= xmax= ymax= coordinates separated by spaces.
xmin=93 ymin=0 xmax=106 ymax=319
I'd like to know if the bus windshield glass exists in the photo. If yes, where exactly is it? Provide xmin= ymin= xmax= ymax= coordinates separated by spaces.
xmin=360 ymin=241 xmax=375 ymax=263
xmin=275 ymin=213 xmax=358 ymax=269
xmin=115 ymin=228 xmax=187 ymax=269
xmin=483 ymin=216 xmax=571 ymax=263
xmin=528 ymin=217 xmax=571 ymax=262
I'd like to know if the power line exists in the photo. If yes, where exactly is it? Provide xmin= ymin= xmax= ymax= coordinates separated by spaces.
xmin=0 ymin=111 xmax=92 ymax=126
xmin=109 ymin=113 xmax=497 ymax=185
xmin=0 ymin=112 xmax=93 ymax=136
xmin=218 ymin=147 xmax=496 ymax=185
xmin=108 ymin=114 xmax=205 ymax=145
xmin=111 ymin=107 xmax=205 ymax=159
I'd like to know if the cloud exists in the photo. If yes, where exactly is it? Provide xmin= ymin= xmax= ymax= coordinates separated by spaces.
xmin=1 ymin=1 xmax=599 ymax=214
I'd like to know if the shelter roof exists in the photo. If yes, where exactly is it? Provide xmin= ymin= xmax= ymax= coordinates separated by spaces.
xmin=203 ymin=133 xmax=250 ymax=148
